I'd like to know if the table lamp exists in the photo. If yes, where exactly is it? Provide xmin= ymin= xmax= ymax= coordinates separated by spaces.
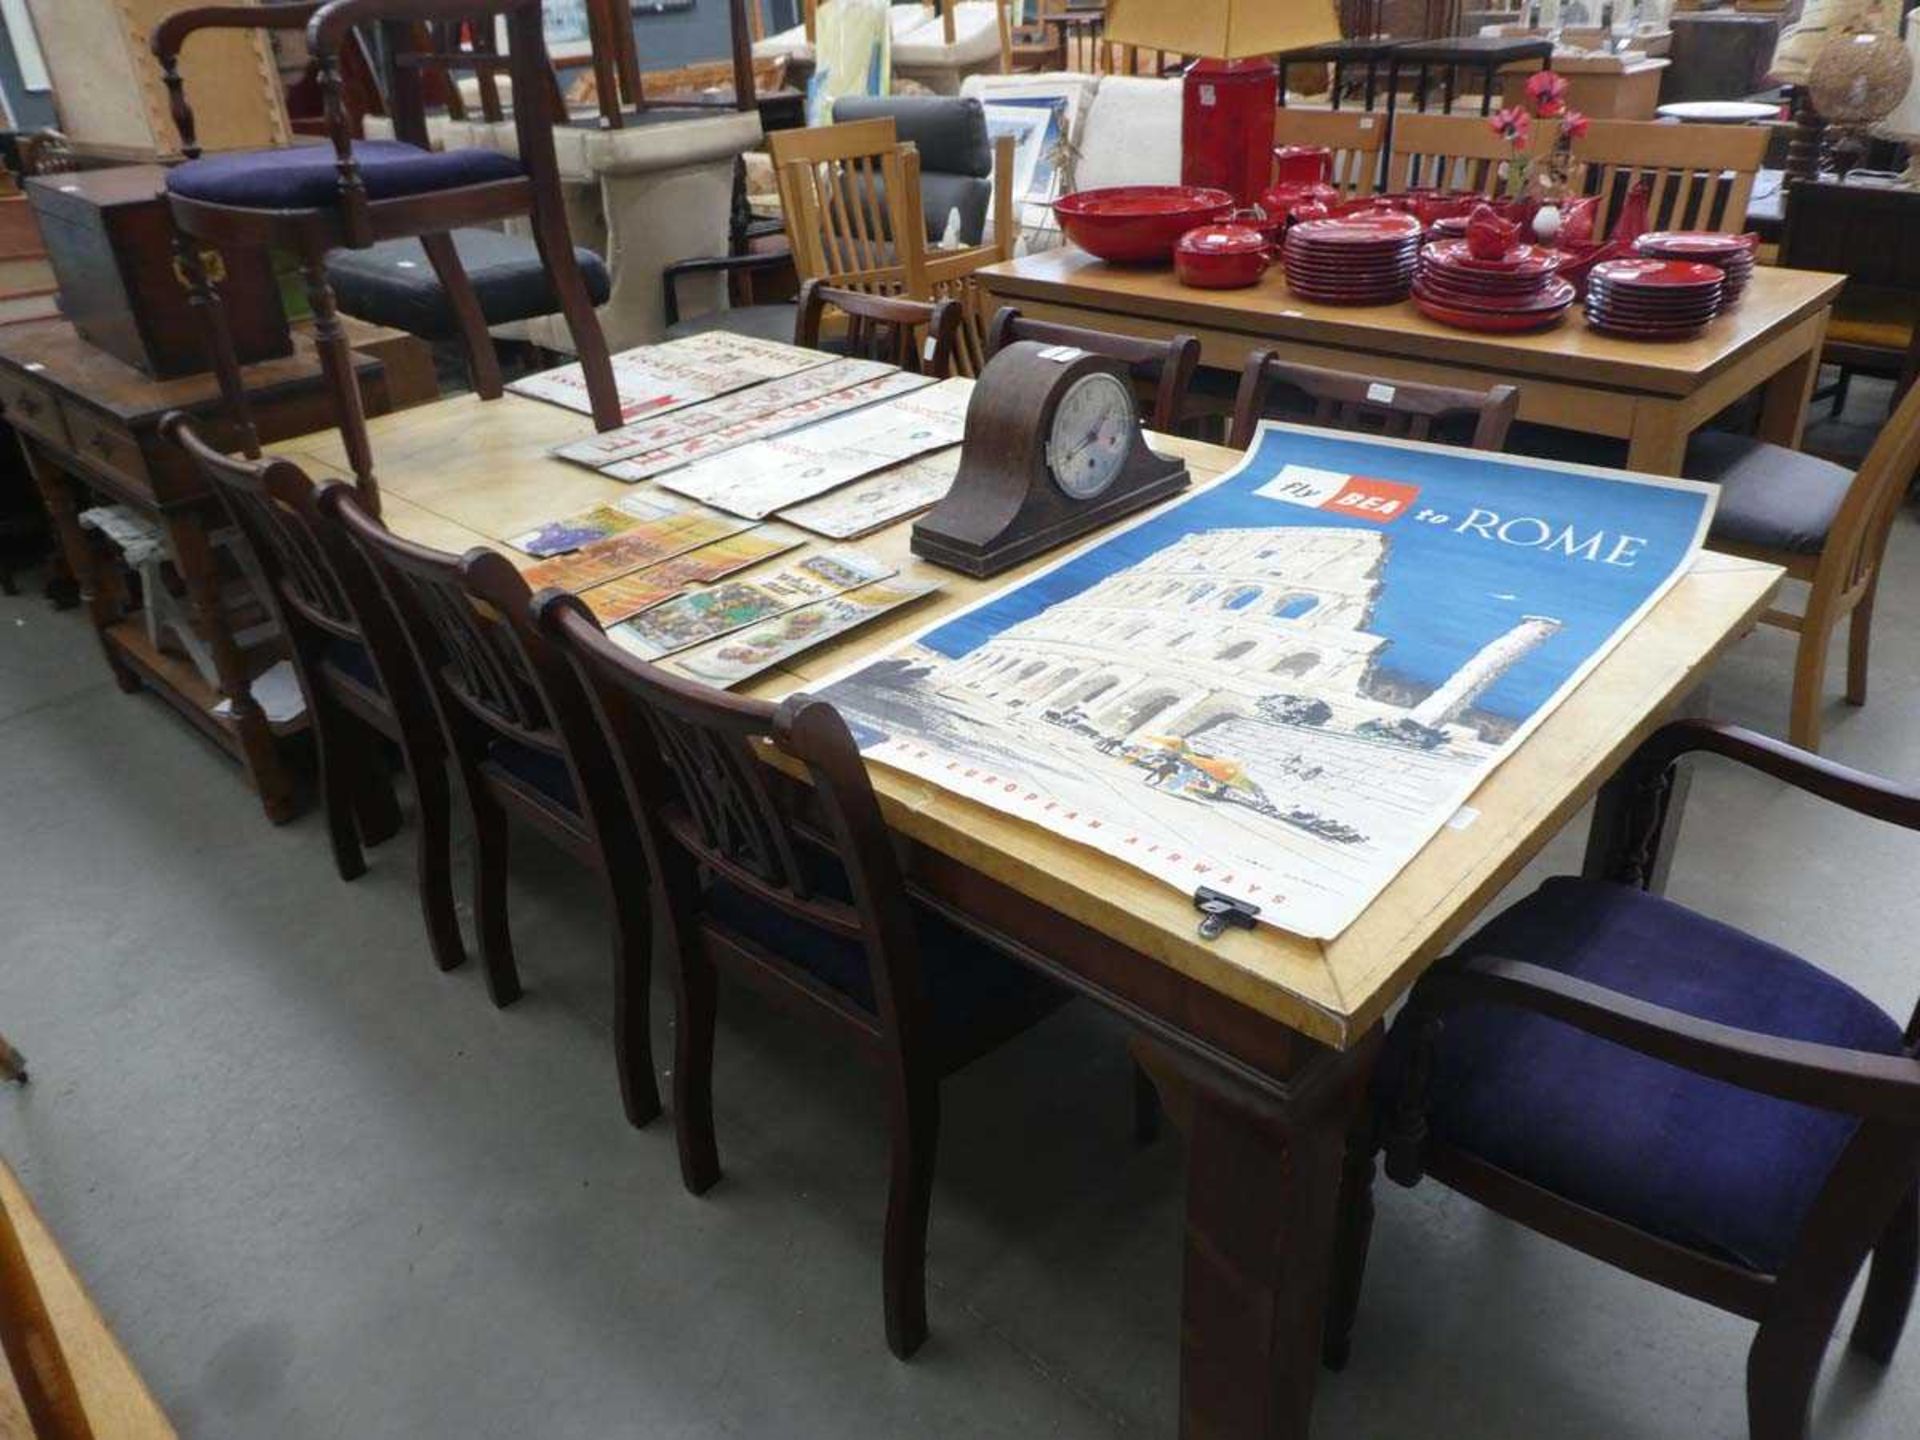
xmin=1105 ymin=0 xmax=1344 ymax=207
xmin=1872 ymin=9 xmax=1920 ymax=184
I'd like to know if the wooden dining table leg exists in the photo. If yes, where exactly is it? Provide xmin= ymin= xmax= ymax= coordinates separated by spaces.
xmin=1624 ymin=401 xmax=1691 ymax=476
xmin=1145 ymin=1024 xmax=1383 ymax=1440
xmin=1755 ymin=328 xmax=1827 ymax=450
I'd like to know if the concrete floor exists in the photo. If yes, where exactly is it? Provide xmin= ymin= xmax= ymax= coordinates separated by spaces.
xmin=4 ymin=386 xmax=1920 ymax=1439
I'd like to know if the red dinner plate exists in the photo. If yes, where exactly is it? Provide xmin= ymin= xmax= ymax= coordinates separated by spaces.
xmin=1289 ymin=212 xmax=1423 ymax=244
xmin=1414 ymin=292 xmax=1571 ymax=331
xmin=1635 ymin=230 xmax=1756 ymax=257
xmin=1587 ymin=317 xmax=1711 ymax=339
xmin=1413 ymin=267 xmax=1559 ymax=296
xmin=1588 ymin=257 xmax=1725 ymax=290
xmin=1412 ymin=276 xmax=1575 ymax=314
xmin=1421 ymin=239 xmax=1560 ymax=277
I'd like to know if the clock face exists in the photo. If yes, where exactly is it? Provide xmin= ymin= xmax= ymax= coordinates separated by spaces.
xmin=1045 ymin=372 xmax=1135 ymax=501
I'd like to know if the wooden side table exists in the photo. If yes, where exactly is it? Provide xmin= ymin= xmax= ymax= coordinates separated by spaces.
xmin=0 ymin=317 xmax=434 ymax=823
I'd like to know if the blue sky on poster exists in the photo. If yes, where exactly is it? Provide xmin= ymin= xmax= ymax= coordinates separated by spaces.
xmin=918 ymin=425 xmax=1713 ymax=720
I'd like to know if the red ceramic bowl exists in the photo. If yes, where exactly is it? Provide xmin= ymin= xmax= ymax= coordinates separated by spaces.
xmin=1175 ymin=224 xmax=1273 ymax=288
xmin=1053 ymin=185 xmax=1237 ymax=264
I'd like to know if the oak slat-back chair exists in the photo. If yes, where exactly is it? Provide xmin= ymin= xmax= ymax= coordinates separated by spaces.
xmin=537 ymin=591 xmax=1069 ymax=1359
xmin=1569 ymin=119 xmax=1768 ymax=237
xmin=1707 ymin=375 xmax=1920 ymax=752
xmin=161 ymin=414 xmax=465 ymax=976
xmin=1229 ymin=354 xmax=1520 ymax=452
xmin=797 ymin=280 xmax=964 ymax=378
xmin=1272 ymin=107 xmax=1384 ymax=200
xmin=771 ymin=116 xmax=1015 ymax=376
xmin=152 ymin=0 xmax=622 ymax=520
xmin=1384 ymin=111 xmax=1552 ymax=197
xmin=1330 ymin=718 xmax=1920 ymax=1440
xmin=325 ymin=488 xmax=661 ymax=1127
xmin=986 ymin=306 xmax=1200 ymax=434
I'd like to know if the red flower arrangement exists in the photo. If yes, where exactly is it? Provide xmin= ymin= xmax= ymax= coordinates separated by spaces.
xmin=1489 ymin=72 xmax=1588 ymax=202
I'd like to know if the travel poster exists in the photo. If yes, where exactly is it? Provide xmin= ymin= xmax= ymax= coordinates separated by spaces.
xmin=812 ymin=423 xmax=1717 ymax=940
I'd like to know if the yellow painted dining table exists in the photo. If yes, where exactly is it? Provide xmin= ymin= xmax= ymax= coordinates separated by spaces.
xmin=979 ymin=249 xmax=1846 ymax=476
xmin=275 ymin=389 xmax=1781 ymax=1440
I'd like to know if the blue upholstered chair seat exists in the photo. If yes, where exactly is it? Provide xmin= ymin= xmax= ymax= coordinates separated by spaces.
xmin=327 ymin=229 xmax=611 ymax=340
xmin=167 ymin=140 xmax=524 ymax=210
xmin=708 ymin=849 xmax=1066 ymax=1049
xmin=319 ymin=636 xmax=382 ymax=693
xmin=1381 ymin=876 xmax=1907 ymax=1275
xmin=485 ymin=737 xmax=578 ymax=812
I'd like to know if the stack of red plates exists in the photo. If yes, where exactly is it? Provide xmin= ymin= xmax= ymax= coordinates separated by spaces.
xmin=1411 ymin=240 xmax=1576 ymax=333
xmin=1283 ymin=213 xmax=1422 ymax=304
xmin=1586 ymin=258 xmax=1725 ymax=339
xmin=1632 ymin=231 xmax=1756 ymax=305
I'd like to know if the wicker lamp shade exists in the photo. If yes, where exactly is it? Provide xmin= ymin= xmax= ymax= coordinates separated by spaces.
xmin=1809 ymin=27 xmax=1915 ymax=123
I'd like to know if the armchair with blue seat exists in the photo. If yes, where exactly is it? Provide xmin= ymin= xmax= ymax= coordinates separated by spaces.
xmin=1329 ymin=719 xmax=1920 ymax=1440
xmin=152 ymin=0 xmax=622 ymax=521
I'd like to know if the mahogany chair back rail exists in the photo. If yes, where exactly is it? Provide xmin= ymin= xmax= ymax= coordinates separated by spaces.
xmin=797 ymin=280 xmax=965 ymax=378
xmin=160 ymin=413 xmax=468 ymax=972
xmin=1383 ymin=112 xmax=1546 ymax=197
xmin=150 ymin=0 xmax=624 ymax=508
xmin=1569 ymin=119 xmax=1770 ymax=237
xmin=1331 ymin=719 xmax=1920 ymax=1440
xmin=1229 ymin=353 xmax=1521 ymax=452
xmin=1272 ymin=107 xmax=1384 ymax=198
xmin=985 ymin=305 xmax=1201 ymax=434
xmin=322 ymin=485 xmax=660 ymax=1132
xmin=382 ymin=16 xmax=568 ymax=129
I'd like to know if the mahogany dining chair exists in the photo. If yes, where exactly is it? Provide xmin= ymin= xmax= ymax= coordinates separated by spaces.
xmin=796 ymin=281 xmax=964 ymax=378
xmin=985 ymin=306 xmax=1201 ymax=435
xmin=1682 ymin=376 xmax=1920 ymax=752
xmin=151 ymin=0 xmax=622 ymax=518
xmin=1229 ymin=354 xmax=1520 ymax=452
xmin=1330 ymin=719 xmax=1920 ymax=1440
xmin=326 ymin=489 xmax=660 ymax=1129
xmin=536 ymin=590 xmax=1070 ymax=1359
xmin=161 ymin=415 xmax=466 ymax=978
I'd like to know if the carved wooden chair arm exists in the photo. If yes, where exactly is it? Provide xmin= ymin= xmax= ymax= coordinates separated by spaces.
xmin=1403 ymin=954 xmax=1920 ymax=1125
xmin=1620 ymin=720 xmax=1920 ymax=834
xmin=151 ymin=4 xmax=325 ymax=158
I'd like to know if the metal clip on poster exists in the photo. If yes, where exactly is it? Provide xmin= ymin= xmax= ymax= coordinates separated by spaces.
xmin=1193 ymin=887 xmax=1260 ymax=940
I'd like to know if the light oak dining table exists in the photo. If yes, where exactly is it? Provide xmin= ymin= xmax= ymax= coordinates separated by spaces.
xmin=276 ymin=388 xmax=1782 ymax=1440
xmin=980 ymin=249 xmax=1845 ymax=477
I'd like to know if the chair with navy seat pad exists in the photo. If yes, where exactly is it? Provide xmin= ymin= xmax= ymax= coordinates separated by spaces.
xmin=324 ymin=487 xmax=660 ymax=1130
xmin=1680 ymin=377 xmax=1920 ymax=751
xmin=1328 ymin=719 xmax=1920 ymax=1440
xmin=326 ymin=228 xmax=612 ymax=345
xmin=536 ymin=589 xmax=1073 ymax=1360
xmin=151 ymin=0 xmax=621 ymax=521
xmin=160 ymin=415 xmax=464 ymax=979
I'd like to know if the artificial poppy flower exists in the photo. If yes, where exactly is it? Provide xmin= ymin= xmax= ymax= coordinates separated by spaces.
xmin=1526 ymin=70 xmax=1570 ymax=112
xmin=1488 ymin=105 xmax=1532 ymax=145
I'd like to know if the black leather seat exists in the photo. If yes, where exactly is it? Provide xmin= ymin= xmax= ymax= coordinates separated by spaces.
xmin=833 ymin=96 xmax=994 ymax=246
xmin=328 ymin=227 xmax=611 ymax=341
xmin=1683 ymin=430 xmax=1853 ymax=555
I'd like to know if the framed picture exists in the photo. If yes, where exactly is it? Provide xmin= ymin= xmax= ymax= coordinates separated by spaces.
xmin=980 ymin=85 xmax=1082 ymax=252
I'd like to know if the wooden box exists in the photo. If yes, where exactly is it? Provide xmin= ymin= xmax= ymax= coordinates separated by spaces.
xmin=27 ymin=167 xmax=291 ymax=380
xmin=23 ymin=0 xmax=292 ymax=162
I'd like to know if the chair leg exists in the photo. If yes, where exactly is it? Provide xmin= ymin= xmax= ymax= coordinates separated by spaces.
xmin=671 ymin=943 xmax=720 ymax=1194
xmin=1830 ymin=367 xmax=1853 ymax=419
xmin=312 ymin=693 xmax=368 ymax=883
xmin=1132 ymin=1059 xmax=1163 ymax=1144
xmin=1846 ymin=580 xmax=1879 ymax=707
xmin=1322 ymin=1123 xmax=1379 ymax=1372
xmin=606 ymin=876 xmax=661 ymax=1128
xmin=350 ymin=740 xmax=403 ymax=847
xmin=1787 ymin=620 xmax=1830 ymax=752
xmin=883 ymin=1069 xmax=940 ymax=1360
xmin=173 ymin=231 xmax=262 ymax=459
xmin=524 ymin=202 xmax=622 ymax=432
xmin=411 ymin=759 xmax=467 ymax=975
xmin=1747 ymin=1315 xmax=1836 ymax=1440
xmin=1851 ymin=1185 xmax=1920 ymax=1365
xmin=300 ymin=248 xmax=382 ymax=518
xmin=417 ymin=231 xmax=505 ymax=401
xmin=468 ymin=786 xmax=522 ymax=1007
xmin=0 ymin=1032 xmax=27 ymax=1085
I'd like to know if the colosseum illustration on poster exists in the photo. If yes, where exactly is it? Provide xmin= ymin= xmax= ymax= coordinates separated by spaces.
xmin=818 ymin=424 xmax=1716 ymax=939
